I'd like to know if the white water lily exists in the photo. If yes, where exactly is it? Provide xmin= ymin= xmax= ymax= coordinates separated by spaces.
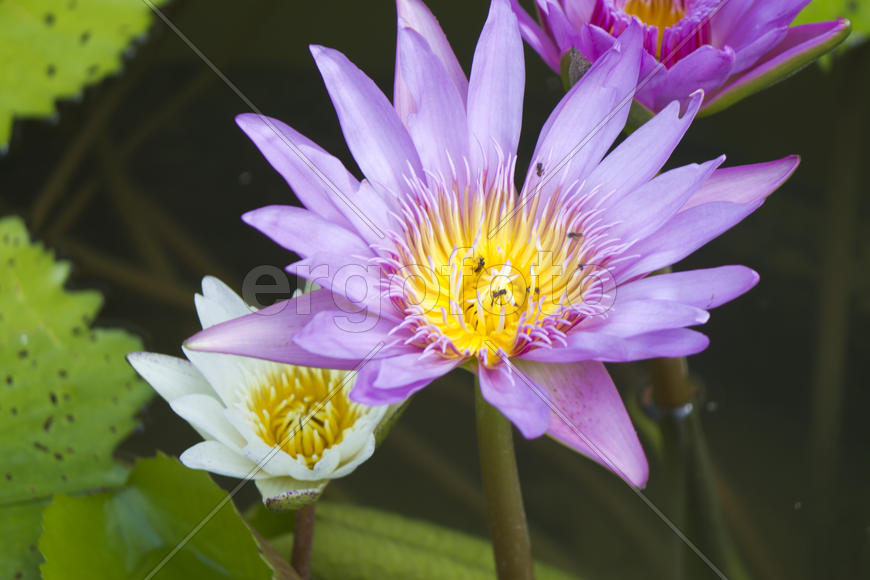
xmin=128 ymin=277 xmax=396 ymax=510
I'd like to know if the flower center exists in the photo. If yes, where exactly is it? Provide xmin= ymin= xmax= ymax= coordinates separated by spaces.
xmin=589 ymin=0 xmax=714 ymax=65
xmin=622 ymin=0 xmax=686 ymax=30
xmin=243 ymin=365 xmax=363 ymax=467
xmin=623 ymin=0 xmax=686 ymax=57
xmin=382 ymin=173 xmax=616 ymax=366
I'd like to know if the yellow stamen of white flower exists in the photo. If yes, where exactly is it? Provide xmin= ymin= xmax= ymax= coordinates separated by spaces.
xmin=243 ymin=365 xmax=363 ymax=468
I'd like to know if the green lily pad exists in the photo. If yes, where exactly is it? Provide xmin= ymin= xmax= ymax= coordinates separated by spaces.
xmin=0 ymin=500 xmax=49 ymax=580
xmin=0 ymin=215 xmax=152 ymax=579
xmin=0 ymin=0 xmax=167 ymax=151
xmin=265 ymin=502 xmax=579 ymax=580
xmin=40 ymin=455 xmax=279 ymax=580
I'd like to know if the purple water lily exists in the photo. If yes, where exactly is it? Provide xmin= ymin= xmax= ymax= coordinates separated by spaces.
xmin=186 ymin=0 xmax=798 ymax=488
xmin=513 ymin=0 xmax=850 ymax=113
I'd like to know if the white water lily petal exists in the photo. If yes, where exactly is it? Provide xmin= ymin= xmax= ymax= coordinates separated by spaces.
xmin=181 ymin=348 xmax=251 ymax=407
xmin=180 ymin=440 xmax=268 ymax=479
xmin=127 ymin=352 xmax=213 ymax=402
xmin=338 ymin=412 xmax=385 ymax=463
xmin=328 ymin=435 xmax=377 ymax=479
xmin=171 ymin=393 xmax=247 ymax=451
xmin=196 ymin=276 xmax=255 ymax=328
xmin=129 ymin=277 xmax=400 ymax=510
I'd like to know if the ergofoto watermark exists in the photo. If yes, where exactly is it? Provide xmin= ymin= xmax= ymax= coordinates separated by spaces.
xmin=241 ymin=257 xmax=617 ymax=330
xmin=242 ymin=263 xmax=384 ymax=333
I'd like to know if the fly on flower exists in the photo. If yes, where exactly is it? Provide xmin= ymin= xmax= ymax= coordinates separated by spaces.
xmin=185 ymin=0 xmax=799 ymax=488
xmin=512 ymin=0 xmax=851 ymax=114
xmin=128 ymin=278 xmax=399 ymax=511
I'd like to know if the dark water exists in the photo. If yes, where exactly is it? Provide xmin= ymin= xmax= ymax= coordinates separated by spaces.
xmin=2 ymin=1 xmax=868 ymax=578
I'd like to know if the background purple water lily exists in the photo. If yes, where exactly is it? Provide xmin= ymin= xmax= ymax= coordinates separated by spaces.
xmin=513 ymin=0 xmax=851 ymax=113
xmin=186 ymin=0 xmax=798 ymax=489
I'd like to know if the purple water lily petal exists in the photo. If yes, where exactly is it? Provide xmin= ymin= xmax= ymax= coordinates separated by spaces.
xmin=398 ymin=26 xmax=470 ymax=181
xmin=510 ymin=0 xmax=561 ymax=69
xmin=682 ymin=155 xmax=799 ymax=209
xmin=286 ymin=252 xmax=393 ymax=317
xmin=644 ymin=44 xmax=735 ymax=111
xmin=395 ymin=0 xmax=468 ymax=122
xmin=186 ymin=290 xmax=369 ymax=369
xmin=728 ymin=26 xmax=788 ymax=75
xmin=712 ymin=0 xmax=808 ymax=48
xmin=350 ymin=368 xmax=432 ymax=405
xmin=616 ymin=265 xmax=760 ymax=309
xmin=243 ymin=205 xmax=372 ymax=259
xmin=337 ymin=180 xmax=398 ymax=245
xmin=526 ymin=23 xmax=643 ymax=200
xmin=584 ymin=90 xmax=702 ymax=206
xmin=563 ymin=0 xmax=597 ymax=28
xmin=582 ymin=299 xmax=710 ymax=337
xmin=705 ymin=19 xmax=851 ymax=114
xmin=479 ymin=363 xmax=552 ymax=439
xmin=350 ymin=353 xmax=460 ymax=404
xmin=467 ymin=0 xmax=525 ymax=172
xmin=293 ymin=310 xmax=407 ymax=360
xmin=516 ymin=0 xmax=848 ymax=113
xmin=619 ymin=201 xmax=765 ymax=281
xmin=235 ymin=114 xmax=357 ymax=229
xmin=539 ymin=0 xmax=583 ymax=53
xmin=601 ymin=155 xmax=724 ymax=244
xmin=517 ymin=360 xmax=649 ymax=487
xmin=311 ymin=45 xmax=422 ymax=193
xmin=520 ymin=328 xmax=711 ymax=363
xmin=372 ymin=352 xmax=462 ymax=389
xmin=193 ymin=0 xmax=802 ymax=487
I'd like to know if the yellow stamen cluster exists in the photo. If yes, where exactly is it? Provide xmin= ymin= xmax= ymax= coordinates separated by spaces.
xmin=392 ymin=182 xmax=604 ymax=364
xmin=244 ymin=365 xmax=362 ymax=467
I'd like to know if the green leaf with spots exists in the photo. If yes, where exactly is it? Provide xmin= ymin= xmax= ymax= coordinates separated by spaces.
xmin=265 ymin=502 xmax=579 ymax=580
xmin=0 ymin=501 xmax=49 ymax=580
xmin=0 ymin=215 xmax=152 ymax=579
xmin=40 ymin=455 xmax=279 ymax=580
xmin=0 ymin=0 xmax=167 ymax=150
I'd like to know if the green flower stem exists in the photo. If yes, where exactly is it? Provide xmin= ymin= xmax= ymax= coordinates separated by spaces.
xmin=647 ymin=266 xmax=694 ymax=410
xmin=291 ymin=503 xmax=316 ymax=580
xmin=645 ymin=263 xmax=737 ymax=577
xmin=649 ymin=347 xmax=743 ymax=577
xmin=657 ymin=408 xmax=689 ymax=579
xmin=475 ymin=377 xmax=535 ymax=580
xmin=658 ymin=405 xmax=739 ymax=580
xmin=650 ymin=355 xmax=695 ymax=409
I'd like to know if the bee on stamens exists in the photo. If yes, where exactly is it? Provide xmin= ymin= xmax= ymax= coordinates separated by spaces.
xmin=473 ymin=257 xmax=485 ymax=275
xmin=567 ymin=232 xmax=583 ymax=240
xmin=535 ymin=162 xmax=544 ymax=177
xmin=490 ymin=288 xmax=507 ymax=306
